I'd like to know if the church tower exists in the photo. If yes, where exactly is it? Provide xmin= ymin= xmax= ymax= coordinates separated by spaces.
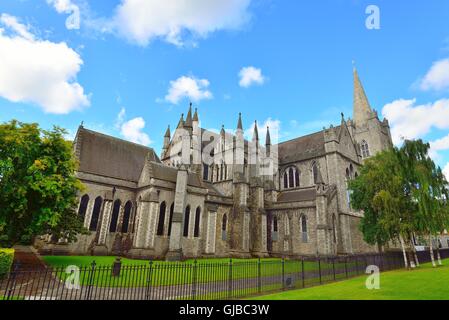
xmin=351 ymin=66 xmax=393 ymax=160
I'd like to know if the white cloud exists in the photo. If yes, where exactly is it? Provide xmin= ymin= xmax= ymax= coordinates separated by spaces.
xmin=120 ymin=117 xmax=152 ymax=146
xmin=0 ymin=14 xmax=34 ymax=40
xmin=110 ymin=0 xmax=252 ymax=46
xmin=47 ymin=0 xmax=81 ymax=30
xmin=115 ymin=107 xmax=126 ymax=129
xmin=420 ymin=58 xmax=449 ymax=91
xmin=238 ymin=66 xmax=266 ymax=88
xmin=430 ymin=134 xmax=449 ymax=159
xmin=444 ymin=163 xmax=449 ymax=181
xmin=164 ymin=76 xmax=212 ymax=105
xmin=0 ymin=14 xmax=90 ymax=114
xmin=382 ymin=98 xmax=449 ymax=145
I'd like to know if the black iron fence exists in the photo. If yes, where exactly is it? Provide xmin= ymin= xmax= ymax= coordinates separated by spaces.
xmin=1 ymin=249 xmax=447 ymax=300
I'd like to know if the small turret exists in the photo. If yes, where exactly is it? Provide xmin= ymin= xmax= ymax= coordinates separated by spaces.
xmin=265 ymin=126 xmax=271 ymax=156
xmin=184 ymin=103 xmax=193 ymax=128
xmin=177 ymin=113 xmax=185 ymax=129
xmin=252 ymin=120 xmax=259 ymax=143
xmin=162 ymin=125 xmax=171 ymax=158
xmin=193 ymin=107 xmax=199 ymax=122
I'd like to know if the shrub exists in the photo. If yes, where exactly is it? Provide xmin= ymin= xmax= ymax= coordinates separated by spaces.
xmin=0 ymin=248 xmax=15 ymax=278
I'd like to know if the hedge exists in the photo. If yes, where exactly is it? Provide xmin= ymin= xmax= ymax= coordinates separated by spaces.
xmin=0 ymin=248 xmax=14 ymax=279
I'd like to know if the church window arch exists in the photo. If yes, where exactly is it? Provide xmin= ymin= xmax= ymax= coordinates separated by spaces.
xmin=282 ymin=166 xmax=300 ymax=189
xmin=194 ymin=206 xmax=201 ymax=238
xmin=168 ymin=202 xmax=174 ymax=236
xmin=183 ymin=205 xmax=190 ymax=237
xmin=203 ymin=164 xmax=209 ymax=181
xmin=121 ymin=201 xmax=132 ymax=233
xmin=222 ymin=214 xmax=227 ymax=241
xmin=78 ymin=194 xmax=89 ymax=221
xmin=89 ymin=196 xmax=103 ymax=231
xmin=157 ymin=201 xmax=166 ymax=236
xmin=311 ymin=161 xmax=319 ymax=185
xmin=361 ymin=140 xmax=370 ymax=158
xmin=109 ymin=199 xmax=121 ymax=233
xmin=300 ymin=215 xmax=308 ymax=243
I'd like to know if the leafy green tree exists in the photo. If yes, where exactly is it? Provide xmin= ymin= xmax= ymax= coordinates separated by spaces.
xmin=349 ymin=148 xmax=415 ymax=268
xmin=398 ymin=140 xmax=449 ymax=267
xmin=0 ymin=120 xmax=87 ymax=247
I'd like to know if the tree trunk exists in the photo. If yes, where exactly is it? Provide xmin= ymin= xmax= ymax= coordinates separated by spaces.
xmin=410 ymin=239 xmax=420 ymax=267
xmin=399 ymin=235 xmax=409 ymax=269
xmin=436 ymin=237 xmax=442 ymax=266
xmin=429 ymin=235 xmax=436 ymax=267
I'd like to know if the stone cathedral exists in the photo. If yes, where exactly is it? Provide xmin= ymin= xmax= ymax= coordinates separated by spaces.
xmin=37 ymin=68 xmax=393 ymax=260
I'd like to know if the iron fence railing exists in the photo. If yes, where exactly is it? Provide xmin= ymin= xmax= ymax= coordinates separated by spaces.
xmin=1 ymin=249 xmax=447 ymax=301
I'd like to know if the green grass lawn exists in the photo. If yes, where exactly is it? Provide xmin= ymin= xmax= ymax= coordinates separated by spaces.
xmin=251 ymin=259 xmax=449 ymax=300
xmin=42 ymin=255 xmax=352 ymax=288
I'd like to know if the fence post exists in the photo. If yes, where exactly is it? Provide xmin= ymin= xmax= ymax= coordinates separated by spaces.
xmin=301 ymin=259 xmax=305 ymax=288
xmin=85 ymin=261 xmax=96 ymax=300
xmin=281 ymin=258 xmax=285 ymax=290
xmin=192 ymin=260 xmax=198 ymax=300
xmin=318 ymin=258 xmax=322 ymax=284
xmin=355 ymin=257 xmax=359 ymax=275
xmin=227 ymin=259 xmax=232 ymax=299
xmin=145 ymin=261 xmax=153 ymax=300
xmin=257 ymin=258 xmax=261 ymax=293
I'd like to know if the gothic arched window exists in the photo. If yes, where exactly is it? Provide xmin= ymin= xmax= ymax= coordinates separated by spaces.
xmin=203 ymin=164 xmax=209 ymax=181
xmin=361 ymin=140 xmax=370 ymax=158
xmin=183 ymin=206 xmax=190 ymax=237
xmin=194 ymin=207 xmax=201 ymax=238
xmin=89 ymin=196 xmax=103 ymax=231
xmin=78 ymin=194 xmax=89 ymax=221
xmin=222 ymin=214 xmax=227 ymax=241
xmin=283 ymin=166 xmax=300 ymax=189
xmin=157 ymin=201 xmax=166 ymax=236
xmin=301 ymin=215 xmax=308 ymax=243
xmin=288 ymin=167 xmax=294 ymax=187
xmin=121 ymin=201 xmax=132 ymax=233
xmin=273 ymin=216 xmax=278 ymax=232
xmin=283 ymin=172 xmax=288 ymax=189
xmin=168 ymin=202 xmax=174 ymax=236
xmin=109 ymin=199 xmax=121 ymax=233
xmin=312 ymin=162 xmax=319 ymax=185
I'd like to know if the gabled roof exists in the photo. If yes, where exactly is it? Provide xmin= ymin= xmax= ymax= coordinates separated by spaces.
xmin=277 ymin=188 xmax=317 ymax=202
xmin=75 ymin=126 xmax=160 ymax=183
xmin=278 ymin=131 xmax=326 ymax=164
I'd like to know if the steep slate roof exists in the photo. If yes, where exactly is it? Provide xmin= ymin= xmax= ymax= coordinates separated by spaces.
xmin=277 ymin=188 xmax=317 ymax=202
xmin=277 ymin=131 xmax=326 ymax=164
xmin=76 ymin=127 xmax=160 ymax=182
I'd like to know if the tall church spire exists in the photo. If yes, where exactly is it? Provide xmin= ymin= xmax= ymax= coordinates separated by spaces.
xmin=353 ymin=65 xmax=373 ymax=125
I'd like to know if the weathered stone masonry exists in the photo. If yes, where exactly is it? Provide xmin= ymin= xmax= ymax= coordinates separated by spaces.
xmin=36 ymin=68 xmax=393 ymax=259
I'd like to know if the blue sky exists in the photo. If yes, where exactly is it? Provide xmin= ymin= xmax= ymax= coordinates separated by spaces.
xmin=1 ymin=0 xmax=449 ymax=177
